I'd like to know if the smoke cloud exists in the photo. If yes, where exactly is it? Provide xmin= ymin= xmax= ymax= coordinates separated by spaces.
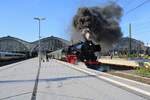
xmin=72 ymin=3 xmax=123 ymax=46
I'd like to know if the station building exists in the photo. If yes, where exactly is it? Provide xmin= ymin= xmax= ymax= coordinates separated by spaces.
xmin=0 ymin=36 xmax=70 ymax=57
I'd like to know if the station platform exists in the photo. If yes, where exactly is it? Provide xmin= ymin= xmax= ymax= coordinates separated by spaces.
xmin=98 ymin=58 xmax=145 ymax=67
xmin=0 ymin=58 xmax=150 ymax=100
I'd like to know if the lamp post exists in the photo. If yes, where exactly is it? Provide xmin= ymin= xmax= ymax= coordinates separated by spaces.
xmin=34 ymin=17 xmax=46 ymax=67
xmin=32 ymin=17 xmax=46 ymax=100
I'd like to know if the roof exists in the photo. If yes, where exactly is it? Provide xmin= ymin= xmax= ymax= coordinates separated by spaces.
xmin=32 ymin=36 xmax=71 ymax=45
xmin=0 ymin=35 xmax=71 ymax=52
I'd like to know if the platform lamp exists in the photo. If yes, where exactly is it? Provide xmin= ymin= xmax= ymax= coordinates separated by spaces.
xmin=34 ymin=17 xmax=46 ymax=67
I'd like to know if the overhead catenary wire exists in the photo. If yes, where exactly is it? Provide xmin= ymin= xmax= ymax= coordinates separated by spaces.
xmin=126 ymin=0 xmax=150 ymax=14
xmin=117 ymin=0 xmax=150 ymax=44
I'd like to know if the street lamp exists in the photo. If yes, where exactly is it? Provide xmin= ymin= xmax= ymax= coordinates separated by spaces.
xmin=32 ymin=17 xmax=46 ymax=100
xmin=34 ymin=17 xmax=46 ymax=67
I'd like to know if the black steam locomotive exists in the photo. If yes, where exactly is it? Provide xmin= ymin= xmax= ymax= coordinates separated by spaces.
xmin=49 ymin=40 xmax=101 ymax=68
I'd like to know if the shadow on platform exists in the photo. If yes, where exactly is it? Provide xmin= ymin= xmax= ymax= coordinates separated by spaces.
xmin=0 ymin=75 xmax=95 ymax=84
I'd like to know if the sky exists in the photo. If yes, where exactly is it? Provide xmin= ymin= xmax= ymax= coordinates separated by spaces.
xmin=0 ymin=0 xmax=150 ymax=45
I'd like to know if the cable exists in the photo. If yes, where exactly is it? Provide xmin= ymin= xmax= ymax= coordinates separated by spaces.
xmin=126 ymin=0 xmax=150 ymax=14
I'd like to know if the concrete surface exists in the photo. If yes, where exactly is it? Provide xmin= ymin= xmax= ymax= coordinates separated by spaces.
xmin=37 ymin=60 xmax=149 ymax=100
xmin=0 ymin=58 xmax=38 ymax=100
xmin=0 ymin=58 xmax=149 ymax=100
xmin=98 ymin=58 xmax=140 ymax=67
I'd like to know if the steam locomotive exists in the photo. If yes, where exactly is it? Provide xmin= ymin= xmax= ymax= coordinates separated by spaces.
xmin=48 ymin=40 xmax=101 ymax=69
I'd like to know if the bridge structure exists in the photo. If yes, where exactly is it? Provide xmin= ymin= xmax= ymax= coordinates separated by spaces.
xmin=0 ymin=58 xmax=150 ymax=100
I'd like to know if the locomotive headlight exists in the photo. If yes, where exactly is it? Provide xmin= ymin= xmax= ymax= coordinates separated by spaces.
xmin=81 ymin=28 xmax=90 ymax=40
xmin=85 ymin=33 xmax=90 ymax=40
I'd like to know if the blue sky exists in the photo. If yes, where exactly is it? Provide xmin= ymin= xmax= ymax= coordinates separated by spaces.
xmin=0 ymin=0 xmax=150 ymax=45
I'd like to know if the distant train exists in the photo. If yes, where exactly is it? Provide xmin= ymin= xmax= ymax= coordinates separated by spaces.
xmin=0 ymin=52 xmax=26 ymax=61
xmin=48 ymin=40 xmax=101 ymax=69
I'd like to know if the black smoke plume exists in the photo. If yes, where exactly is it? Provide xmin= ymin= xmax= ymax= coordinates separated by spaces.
xmin=72 ymin=3 xmax=123 ymax=46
